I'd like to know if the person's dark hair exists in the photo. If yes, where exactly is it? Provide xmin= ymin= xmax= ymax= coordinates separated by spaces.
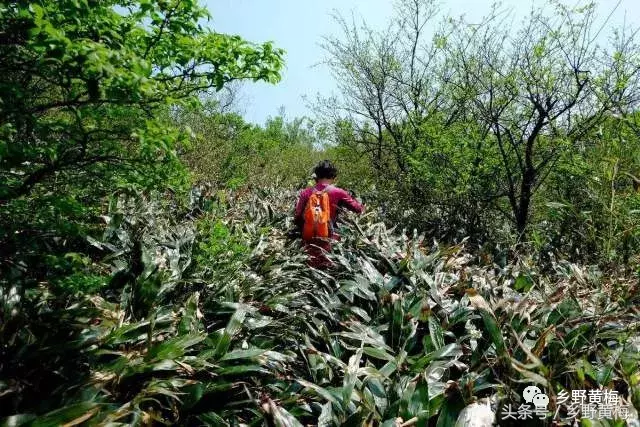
xmin=313 ymin=160 xmax=338 ymax=180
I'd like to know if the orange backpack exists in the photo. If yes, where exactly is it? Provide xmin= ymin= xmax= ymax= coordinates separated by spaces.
xmin=302 ymin=186 xmax=333 ymax=241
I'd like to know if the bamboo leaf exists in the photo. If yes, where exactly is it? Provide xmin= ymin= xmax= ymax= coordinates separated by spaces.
xmin=429 ymin=316 xmax=445 ymax=350
xmin=466 ymin=289 xmax=508 ymax=359
xmin=363 ymin=346 xmax=395 ymax=361
xmin=214 ymin=306 xmax=247 ymax=358
xmin=219 ymin=348 xmax=267 ymax=361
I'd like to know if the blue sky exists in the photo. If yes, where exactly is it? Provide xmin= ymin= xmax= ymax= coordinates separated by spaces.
xmin=206 ymin=0 xmax=640 ymax=125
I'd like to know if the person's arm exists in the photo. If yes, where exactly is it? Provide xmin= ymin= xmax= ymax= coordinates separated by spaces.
xmin=339 ymin=189 xmax=364 ymax=214
xmin=294 ymin=191 xmax=308 ymax=229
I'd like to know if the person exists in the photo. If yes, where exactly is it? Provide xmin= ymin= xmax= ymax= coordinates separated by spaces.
xmin=294 ymin=160 xmax=364 ymax=268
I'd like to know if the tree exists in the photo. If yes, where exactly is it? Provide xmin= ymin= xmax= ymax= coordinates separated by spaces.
xmin=175 ymin=102 xmax=325 ymax=189
xmin=445 ymin=1 xmax=640 ymax=237
xmin=319 ymin=0 xmax=640 ymax=243
xmin=0 ymin=0 xmax=284 ymax=202
xmin=317 ymin=0 xmax=507 ymax=240
xmin=0 ymin=0 xmax=285 ymax=316
xmin=0 ymin=0 xmax=284 ymax=277
xmin=318 ymin=0 xmax=450 ymax=174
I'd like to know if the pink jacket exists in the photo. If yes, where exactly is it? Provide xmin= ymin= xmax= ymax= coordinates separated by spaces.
xmin=294 ymin=183 xmax=364 ymax=234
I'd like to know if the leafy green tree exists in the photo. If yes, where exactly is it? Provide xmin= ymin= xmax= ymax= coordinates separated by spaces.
xmin=319 ymin=0 xmax=640 ymax=248
xmin=445 ymin=2 xmax=639 ymax=238
xmin=1 ymin=0 xmax=283 ymax=200
xmin=0 ymin=0 xmax=283 ymax=276
xmin=537 ymin=113 xmax=640 ymax=264
xmin=0 ymin=1 xmax=283 ymax=415
xmin=317 ymin=0 xmax=509 ymax=241
xmin=176 ymin=101 xmax=326 ymax=189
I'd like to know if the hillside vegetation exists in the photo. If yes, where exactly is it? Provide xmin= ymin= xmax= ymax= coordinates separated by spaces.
xmin=1 ymin=0 xmax=640 ymax=426
xmin=2 ymin=188 xmax=639 ymax=425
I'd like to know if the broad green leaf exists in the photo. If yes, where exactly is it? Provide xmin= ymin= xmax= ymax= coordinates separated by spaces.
xmin=429 ymin=316 xmax=445 ymax=350
xmin=219 ymin=348 xmax=267 ymax=361
xmin=29 ymin=402 xmax=100 ymax=427
xmin=145 ymin=333 xmax=205 ymax=361
xmin=514 ymin=274 xmax=534 ymax=292
xmin=466 ymin=289 xmax=508 ymax=360
xmin=436 ymin=397 xmax=465 ymax=427
xmin=342 ymin=347 xmax=363 ymax=406
xmin=214 ymin=306 xmax=247 ymax=358
xmin=363 ymin=346 xmax=395 ymax=361
xmin=297 ymin=379 xmax=340 ymax=405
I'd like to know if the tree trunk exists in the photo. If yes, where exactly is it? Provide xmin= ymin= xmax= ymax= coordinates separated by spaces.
xmin=515 ymin=166 xmax=535 ymax=239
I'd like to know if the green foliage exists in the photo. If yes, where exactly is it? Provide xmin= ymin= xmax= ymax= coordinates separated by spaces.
xmin=534 ymin=115 xmax=640 ymax=265
xmin=0 ymin=2 xmax=285 ymax=422
xmin=0 ymin=0 xmax=284 ymax=289
xmin=193 ymin=217 xmax=249 ymax=276
xmin=318 ymin=0 xmax=640 ymax=261
xmin=176 ymin=100 xmax=325 ymax=189
xmin=1 ymin=0 xmax=282 ymax=199
xmin=2 ymin=0 xmax=640 ymax=425
xmin=47 ymin=253 xmax=107 ymax=294
xmin=2 ymin=188 xmax=638 ymax=425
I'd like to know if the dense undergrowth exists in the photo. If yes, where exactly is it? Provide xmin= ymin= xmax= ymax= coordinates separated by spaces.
xmin=2 ymin=187 xmax=639 ymax=426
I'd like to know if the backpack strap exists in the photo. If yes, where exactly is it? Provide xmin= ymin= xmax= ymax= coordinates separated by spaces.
xmin=321 ymin=184 xmax=334 ymax=194
xmin=310 ymin=184 xmax=333 ymax=199
xmin=321 ymin=185 xmax=334 ymax=235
